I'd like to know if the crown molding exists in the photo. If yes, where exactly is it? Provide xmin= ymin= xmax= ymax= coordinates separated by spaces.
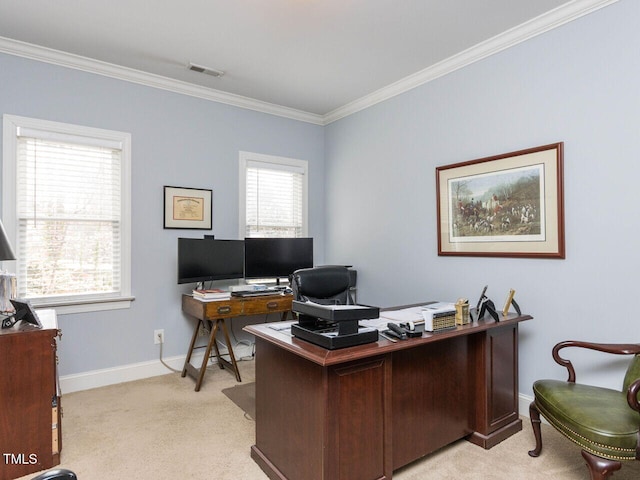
xmin=0 ymin=36 xmax=325 ymax=126
xmin=0 ymin=0 xmax=618 ymax=126
xmin=323 ymin=0 xmax=619 ymax=124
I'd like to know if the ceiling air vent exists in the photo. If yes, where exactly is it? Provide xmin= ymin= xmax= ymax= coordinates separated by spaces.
xmin=188 ymin=62 xmax=224 ymax=78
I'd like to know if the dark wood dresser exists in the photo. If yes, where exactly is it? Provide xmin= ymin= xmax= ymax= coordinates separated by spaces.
xmin=0 ymin=310 xmax=61 ymax=480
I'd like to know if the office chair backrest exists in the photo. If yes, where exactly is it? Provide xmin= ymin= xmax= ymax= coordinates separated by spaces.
xmin=291 ymin=266 xmax=353 ymax=305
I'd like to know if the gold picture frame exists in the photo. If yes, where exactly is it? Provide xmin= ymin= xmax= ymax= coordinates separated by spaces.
xmin=163 ymin=186 xmax=212 ymax=230
xmin=436 ymin=143 xmax=564 ymax=258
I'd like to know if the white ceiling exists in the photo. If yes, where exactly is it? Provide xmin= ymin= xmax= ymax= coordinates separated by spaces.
xmin=0 ymin=1 xmax=615 ymax=123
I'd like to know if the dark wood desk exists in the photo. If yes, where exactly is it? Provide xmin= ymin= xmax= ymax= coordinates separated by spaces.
xmin=244 ymin=306 xmax=532 ymax=480
xmin=181 ymin=293 xmax=292 ymax=391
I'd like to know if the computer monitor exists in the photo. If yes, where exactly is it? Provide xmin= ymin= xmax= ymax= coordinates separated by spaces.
xmin=244 ymin=237 xmax=313 ymax=283
xmin=177 ymin=238 xmax=244 ymax=284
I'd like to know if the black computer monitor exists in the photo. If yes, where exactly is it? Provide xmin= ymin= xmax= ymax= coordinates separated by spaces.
xmin=244 ymin=237 xmax=313 ymax=283
xmin=177 ymin=238 xmax=245 ymax=284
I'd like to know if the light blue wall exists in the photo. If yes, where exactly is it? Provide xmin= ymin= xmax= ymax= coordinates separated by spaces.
xmin=325 ymin=0 xmax=640 ymax=394
xmin=0 ymin=53 xmax=325 ymax=376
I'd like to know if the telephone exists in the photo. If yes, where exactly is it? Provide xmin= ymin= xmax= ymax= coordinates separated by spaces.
xmin=1 ymin=299 xmax=42 ymax=329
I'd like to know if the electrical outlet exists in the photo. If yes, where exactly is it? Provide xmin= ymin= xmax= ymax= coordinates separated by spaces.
xmin=154 ymin=329 xmax=164 ymax=344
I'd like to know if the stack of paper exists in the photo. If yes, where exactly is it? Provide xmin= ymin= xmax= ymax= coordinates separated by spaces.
xmin=359 ymin=303 xmax=456 ymax=331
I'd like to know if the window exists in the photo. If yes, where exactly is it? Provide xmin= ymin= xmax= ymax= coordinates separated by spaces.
xmin=239 ymin=152 xmax=308 ymax=238
xmin=2 ymin=115 xmax=132 ymax=313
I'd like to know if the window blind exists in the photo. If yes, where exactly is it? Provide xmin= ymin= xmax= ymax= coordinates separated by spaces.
xmin=245 ymin=161 xmax=304 ymax=238
xmin=15 ymin=134 xmax=122 ymax=300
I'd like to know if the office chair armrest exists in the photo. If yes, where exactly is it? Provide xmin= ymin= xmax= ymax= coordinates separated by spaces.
xmin=552 ymin=341 xmax=640 ymax=383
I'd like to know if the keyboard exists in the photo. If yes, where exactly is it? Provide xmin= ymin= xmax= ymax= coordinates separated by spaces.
xmin=231 ymin=289 xmax=281 ymax=297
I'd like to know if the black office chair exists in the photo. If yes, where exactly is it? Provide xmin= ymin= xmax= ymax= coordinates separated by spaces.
xmin=290 ymin=265 xmax=354 ymax=305
xmin=31 ymin=469 xmax=77 ymax=480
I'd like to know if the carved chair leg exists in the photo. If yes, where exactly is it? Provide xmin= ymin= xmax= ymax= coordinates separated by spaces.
xmin=581 ymin=450 xmax=622 ymax=480
xmin=528 ymin=401 xmax=543 ymax=457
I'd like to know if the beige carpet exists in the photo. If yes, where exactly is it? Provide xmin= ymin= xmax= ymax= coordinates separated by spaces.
xmin=18 ymin=359 xmax=640 ymax=480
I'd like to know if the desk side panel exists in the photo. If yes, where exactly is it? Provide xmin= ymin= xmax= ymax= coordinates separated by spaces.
xmin=253 ymin=339 xmax=325 ymax=480
xmin=488 ymin=325 xmax=519 ymax=425
xmin=468 ymin=324 xmax=522 ymax=448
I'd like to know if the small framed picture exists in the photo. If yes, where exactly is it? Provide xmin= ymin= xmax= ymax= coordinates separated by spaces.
xmin=163 ymin=186 xmax=212 ymax=230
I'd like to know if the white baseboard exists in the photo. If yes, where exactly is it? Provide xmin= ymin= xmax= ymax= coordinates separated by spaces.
xmin=519 ymin=392 xmax=534 ymax=418
xmin=59 ymin=341 xmax=255 ymax=394
xmin=59 ymin=353 xmax=189 ymax=394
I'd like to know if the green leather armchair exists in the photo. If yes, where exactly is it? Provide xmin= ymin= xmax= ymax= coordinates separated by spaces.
xmin=528 ymin=341 xmax=640 ymax=479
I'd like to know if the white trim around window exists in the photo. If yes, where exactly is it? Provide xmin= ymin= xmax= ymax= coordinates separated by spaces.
xmin=2 ymin=114 xmax=133 ymax=314
xmin=238 ymin=151 xmax=308 ymax=239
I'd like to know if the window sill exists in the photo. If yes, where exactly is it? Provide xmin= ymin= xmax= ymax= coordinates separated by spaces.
xmin=31 ymin=296 xmax=135 ymax=315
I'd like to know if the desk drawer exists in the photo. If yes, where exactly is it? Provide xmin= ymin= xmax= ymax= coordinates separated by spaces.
xmin=203 ymin=301 xmax=243 ymax=318
xmin=243 ymin=295 xmax=292 ymax=315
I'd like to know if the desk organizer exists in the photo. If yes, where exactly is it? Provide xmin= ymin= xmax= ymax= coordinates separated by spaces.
xmin=421 ymin=307 xmax=456 ymax=332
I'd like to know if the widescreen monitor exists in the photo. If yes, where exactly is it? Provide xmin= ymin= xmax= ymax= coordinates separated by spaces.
xmin=177 ymin=238 xmax=244 ymax=284
xmin=244 ymin=237 xmax=313 ymax=282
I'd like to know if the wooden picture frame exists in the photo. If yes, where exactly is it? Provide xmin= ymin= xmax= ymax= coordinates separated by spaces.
xmin=436 ymin=143 xmax=564 ymax=258
xmin=163 ymin=186 xmax=212 ymax=230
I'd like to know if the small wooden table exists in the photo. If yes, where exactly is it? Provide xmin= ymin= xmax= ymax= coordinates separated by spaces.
xmin=181 ymin=293 xmax=292 ymax=391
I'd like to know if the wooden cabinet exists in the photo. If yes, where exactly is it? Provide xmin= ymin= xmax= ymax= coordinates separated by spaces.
xmin=0 ymin=310 xmax=60 ymax=480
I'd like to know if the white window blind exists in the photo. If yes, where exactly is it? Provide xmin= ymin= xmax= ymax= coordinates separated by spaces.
xmin=240 ymin=153 xmax=308 ymax=238
xmin=3 ymin=115 xmax=132 ymax=312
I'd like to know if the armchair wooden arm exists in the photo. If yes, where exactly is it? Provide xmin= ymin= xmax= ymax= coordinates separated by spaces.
xmin=628 ymin=378 xmax=640 ymax=413
xmin=628 ymin=378 xmax=640 ymax=461
xmin=552 ymin=341 xmax=640 ymax=383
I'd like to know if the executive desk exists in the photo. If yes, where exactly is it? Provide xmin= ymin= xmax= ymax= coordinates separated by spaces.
xmin=181 ymin=293 xmax=292 ymax=391
xmin=245 ymin=305 xmax=532 ymax=480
